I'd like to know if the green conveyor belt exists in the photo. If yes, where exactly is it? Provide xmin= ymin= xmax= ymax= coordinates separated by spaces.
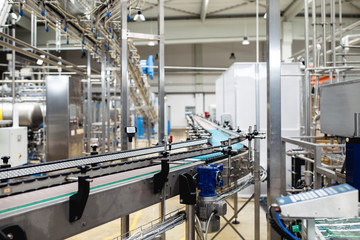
xmin=0 ymin=162 xmax=191 ymax=215
xmin=316 ymin=218 xmax=360 ymax=239
xmin=189 ymin=129 xmax=243 ymax=160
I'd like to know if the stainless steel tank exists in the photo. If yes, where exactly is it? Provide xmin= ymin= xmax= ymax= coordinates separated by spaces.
xmin=1 ymin=103 xmax=43 ymax=129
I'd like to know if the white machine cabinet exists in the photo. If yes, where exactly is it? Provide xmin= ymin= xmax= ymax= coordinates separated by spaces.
xmin=0 ymin=127 xmax=27 ymax=167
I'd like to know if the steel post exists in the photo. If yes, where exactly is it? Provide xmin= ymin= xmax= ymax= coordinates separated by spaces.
xmin=255 ymin=1 xmax=261 ymax=237
xmin=158 ymin=0 xmax=165 ymax=143
xmin=113 ymin=74 xmax=118 ymax=151
xmin=312 ymin=0 xmax=317 ymax=67
xmin=306 ymin=219 xmax=315 ymax=240
xmin=106 ymin=58 xmax=111 ymax=152
xmin=159 ymin=186 xmax=166 ymax=240
xmin=86 ymin=51 xmax=92 ymax=153
xmin=121 ymin=0 xmax=130 ymax=236
xmin=304 ymin=0 xmax=311 ymax=137
xmin=121 ymin=215 xmax=130 ymax=239
xmin=331 ymin=0 xmax=336 ymax=68
xmin=266 ymin=0 xmax=283 ymax=239
xmin=254 ymin=63 xmax=260 ymax=240
xmin=11 ymin=18 xmax=15 ymax=125
xmin=321 ymin=0 xmax=327 ymax=67
xmin=121 ymin=0 xmax=129 ymax=151
xmin=185 ymin=205 xmax=195 ymax=240
xmin=232 ymin=190 xmax=239 ymax=224
xmin=101 ymin=48 xmax=106 ymax=153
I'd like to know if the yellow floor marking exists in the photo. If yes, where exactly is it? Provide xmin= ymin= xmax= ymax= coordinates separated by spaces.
xmin=102 ymin=210 xmax=142 ymax=240
xmin=130 ymin=210 xmax=142 ymax=231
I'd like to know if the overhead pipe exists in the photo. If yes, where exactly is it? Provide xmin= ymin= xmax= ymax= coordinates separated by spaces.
xmin=304 ymin=0 xmax=311 ymax=137
xmin=331 ymin=0 xmax=336 ymax=68
xmin=340 ymin=34 xmax=360 ymax=56
xmin=321 ymin=0 xmax=327 ymax=67
xmin=11 ymin=15 xmax=16 ymax=126
xmin=312 ymin=0 xmax=317 ymax=68
xmin=291 ymin=20 xmax=360 ymax=58
xmin=0 ymin=32 xmax=85 ymax=73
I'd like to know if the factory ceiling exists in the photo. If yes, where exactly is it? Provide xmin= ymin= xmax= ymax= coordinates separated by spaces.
xmin=140 ymin=0 xmax=360 ymax=21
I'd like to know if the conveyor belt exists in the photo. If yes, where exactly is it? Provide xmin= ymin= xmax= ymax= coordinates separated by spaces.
xmin=0 ymin=146 xmax=214 ymax=197
xmin=190 ymin=116 xmax=244 ymax=160
xmin=0 ymin=138 xmax=208 ymax=180
xmin=0 ymin=162 xmax=189 ymax=214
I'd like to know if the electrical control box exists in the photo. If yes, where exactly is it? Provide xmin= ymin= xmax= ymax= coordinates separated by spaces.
xmin=0 ymin=127 xmax=27 ymax=167
xmin=277 ymin=184 xmax=358 ymax=219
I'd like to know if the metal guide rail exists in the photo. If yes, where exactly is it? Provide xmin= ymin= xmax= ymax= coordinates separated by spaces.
xmin=191 ymin=115 xmax=242 ymax=139
xmin=0 ymin=147 xmax=215 ymax=197
xmin=0 ymin=162 xmax=202 ymax=240
xmin=0 ymin=138 xmax=209 ymax=181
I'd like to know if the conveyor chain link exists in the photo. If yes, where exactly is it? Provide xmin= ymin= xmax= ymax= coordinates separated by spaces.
xmin=0 ymin=139 xmax=208 ymax=181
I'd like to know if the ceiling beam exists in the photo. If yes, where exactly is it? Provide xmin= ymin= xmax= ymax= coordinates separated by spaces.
xmin=200 ymin=0 xmax=209 ymax=22
xmin=146 ymin=2 xmax=199 ymax=16
xmin=208 ymin=2 xmax=248 ymax=15
xmin=283 ymin=0 xmax=311 ymax=22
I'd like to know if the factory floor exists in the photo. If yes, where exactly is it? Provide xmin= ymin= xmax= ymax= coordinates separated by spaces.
xmin=68 ymin=129 xmax=268 ymax=240
xmin=68 ymin=196 xmax=268 ymax=240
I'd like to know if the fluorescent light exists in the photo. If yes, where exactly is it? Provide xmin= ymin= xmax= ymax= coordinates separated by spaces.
xmin=134 ymin=11 xmax=145 ymax=22
xmin=148 ymin=41 xmax=156 ymax=46
xmin=242 ymin=37 xmax=250 ymax=46
xmin=36 ymin=55 xmax=46 ymax=65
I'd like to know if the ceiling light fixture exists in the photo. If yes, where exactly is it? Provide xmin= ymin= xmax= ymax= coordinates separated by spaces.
xmin=229 ymin=52 xmax=236 ymax=60
xmin=36 ymin=55 xmax=46 ymax=65
xmin=242 ymin=37 xmax=250 ymax=46
xmin=148 ymin=41 xmax=156 ymax=46
xmin=133 ymin=11 xmax=145 ymax=22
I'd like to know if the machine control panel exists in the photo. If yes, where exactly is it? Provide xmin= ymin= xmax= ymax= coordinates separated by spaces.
xmin=277 ymin=184 xmax=358 ymax=218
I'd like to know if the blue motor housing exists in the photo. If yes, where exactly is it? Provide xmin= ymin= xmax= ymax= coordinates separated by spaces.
xmin=197 ymin=164 xmax=224 ymax=197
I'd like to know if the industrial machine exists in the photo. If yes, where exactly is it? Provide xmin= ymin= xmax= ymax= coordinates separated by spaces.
xmin=0 ymin=0 xmax=358 ymax=239
xmin=0 ymin=115 xmax=266 ymax=240
xmin=0 ymin=126 xmax=27 ymax=167
xmin=268 ymin=184 xmax=358 ymax=240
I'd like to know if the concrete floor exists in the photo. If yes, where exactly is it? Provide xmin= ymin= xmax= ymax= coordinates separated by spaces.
xmin=68 ymin=196 xmax=268 ymax=240
xmin=67 ymin=129 xmax=268 ymax=240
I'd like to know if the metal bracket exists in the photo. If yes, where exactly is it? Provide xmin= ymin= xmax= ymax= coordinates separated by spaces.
xmin=153 ymin=159 xmax=169 ymax=194
xmin=69 ymin=176 xmax=90 ymax=222
xmin=179 ymin=173 xmax=196 ymax=205
xmin=0 ymin=224 xmax=27 ymax=240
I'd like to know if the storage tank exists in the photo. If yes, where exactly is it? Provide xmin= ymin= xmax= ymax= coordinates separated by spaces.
xmin=0 ymin=103 xmax=43 ymax=129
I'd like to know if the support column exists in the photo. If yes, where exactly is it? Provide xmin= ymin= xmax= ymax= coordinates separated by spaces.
xmin=121 ymin=0 xmax=129 ymax=151
xmin=158 ymin=0 xmax=166 ymax=230
xmin=121 ymin=0 xmax=130 ymax=237
xmin=254 ymin=2 xmax=261 ymax=237
xmin=254 ymin=65 xmax=260 ymax=240
xmin=157 ymin=0 xmax=165 ymax=143
xmin=86 ymin=51 xmax=92 ymax=153
xmin=11 ymin=18 xmax=15 ymax=126
xmin=185 ymin=205 xmax=195 ymax=240
xmin=266 ymin=0 xmax=283 ymax=240
xmin=101 ymin=47 xmax=106 ymax=153
xmin=121 ymin=215 xmax=130 ymax=240
xmin=106 ymin=57 xmax=111 ymax=152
